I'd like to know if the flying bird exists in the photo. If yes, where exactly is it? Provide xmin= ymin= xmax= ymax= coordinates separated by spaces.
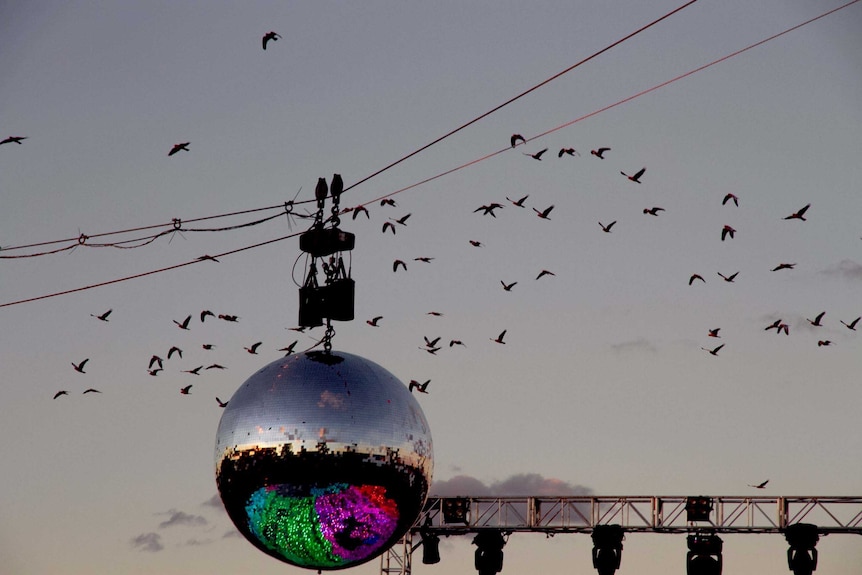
xmin=380 ymin=198 xmax=397 ymax=207
xmin=599 ymin=221 xmax=617 ymax=233
xmin=72 ymin=359 xmax=89 ymax=373
xmin=783 ymin=203 xmax=811 ymax=221
xmin=423 ymin=336 xmax=441 ymax=348
xmin=558 ymin=147 xmax=579 ymax=157
xmin=748 ymin=479 xmax=769 ymax=489
xmin=367 ymin=316 xmax=383 ymax=326
xmin=708 ymin=328 xmax=721 ymax=338
xmin=350 ymin=205 xmax=370 ymax=220
xmin=689 ymin=274 xmax=705 ymax=285
xmin=590 ymin=147 xmax=610 ymax=159
xmin=167 ymin=346 xmax=182 ymax=359
xmin=722 ymin=193 xmax=739 ymax=207
xmin=721 ymin=225 xmax=736 ymax=241
xmin=776 ymin=323 xmax=790 ymax=335
xmin=717 ymin=271 xmax=739 ymax=283
xmin=148 ymin=368 xmax=163 ymax=376
xmin=643 ymin=207 xmax=664 ymax=216
xmin=200 ymin=310 xmax=215 ymax=322
xmin=205 ymin=364 xmax=226 ymax=370
xmin=533 ymin=205 xmax=554 ymax=220
xmin=701 ymin=344 xmax=725 ymax=356
xmin=218 ymin=314 xmax=239 ymax=322
xmin=1 ymin=136 xmax=27 ymax=145
xmin=173 ymin=315 xmax=192 ymax=330
xmin=391 ymin=213 xmax=411 ymax=226
xmin=536 ymin=269 xmax=555 ymax=280
xmin=202 ymin=344 xmax=215 ymax=350
xmin=491 ymin=330 xmax=507 ymax=344
xmin=474 ymin=203 xmax=504 ymax=217
xmin=180 ymin=385 xmax=192 ymax=395
xmin=414 ymin=257 xmax=434 ymax=263
xmin=426 ymin=311 xmax=443 ymax=316
xmin=262 ymin=31 xmax=281 ymax=50
xmin=510 ymin=134 xmax=526 ymax=148
xmin=393 ymin=259 xmax=407 ymax=272
xmin=149 ymin=355 xmax=164 ymax=370
xmin=421 ymin=346 xmax=441 ymax=355
xmin=53 ymin=390 xmax=68 ymax=399
xmin=216 ymin=397 xmax=229 ymax=408
xmin=469 ymin=240 xmax=483 ymax=247
xmin=90 ymin=309 xmax=112 ymax=322
xmin=523 ymin=148 xmax=548 ymax=161
xmin=806 ymin=312 xmax=825 ymax=327
xmin=840 ymin=316 xmax=860 ymax=331
xmin=279 ymin=341 xmax=298 ymax=355
xmin=82 ymin=388 xmax=101 ymax=394
xmin=168 ymin=142 xmax=190 ymax=156
xmin=449 ymin=340 xmax=465 ymax=347
xmin=182 ymin=366 xmax=203 ymax=375
xmin=408 ymin=379 xmax=430 ymax=394
xmin=771 ymin=263 xmax=796 ymax=272
xmin=621 ymin=167 xmax=646 ymax=183
xmin=244 ymin=342 xmax=262 ymax=354
xmin=507 ymin=194 xmax=529 ymax=207
xmin=382 ymin=221 xmax=396 ymax=235
xmin=501 ymin=281 xmax=517 ymax=292
xmin=764 ymin=319 xmax=783 ymax=332
xmin=817 ymin=340 xmax=832 ymax=347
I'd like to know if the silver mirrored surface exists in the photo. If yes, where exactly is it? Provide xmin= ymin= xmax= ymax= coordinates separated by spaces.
xmin=215 ymin=350 xmax=433 ymax=570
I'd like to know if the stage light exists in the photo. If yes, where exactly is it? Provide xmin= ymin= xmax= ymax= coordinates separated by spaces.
xmin=442 ymin=497 xmax=470 ymax=524
xmin=686 ymin=532 xmax=722 ymax=575
xmin=591 ymin=524 xmax=624 ymax=575
xmin=686 ymin=496 xmax=713 ymax=522
xmin=785 ymin=523 xmax=819 ymax=575
xmin=473 ymin=530 xmax=507 ymax=575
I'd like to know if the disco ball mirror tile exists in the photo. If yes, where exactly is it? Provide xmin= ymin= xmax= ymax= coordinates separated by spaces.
xmin=215 ymin=350 xmax=433 ymax=570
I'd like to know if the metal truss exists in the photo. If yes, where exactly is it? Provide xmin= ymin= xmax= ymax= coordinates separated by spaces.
xmin=380 ymin=495 xmax=862 ymax=575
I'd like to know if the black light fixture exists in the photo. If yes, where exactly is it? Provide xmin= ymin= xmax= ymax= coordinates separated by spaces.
xmin=442 ymin=497 xmax=470 ymax=524
xmin=686 ymin=532 xmax=723 ymax=575
xmin=591 ymin=524 xmax=625 ymax=575
xmin=473 ymin=530 xmax=507 ymax=575
xmin=785 ymin=523 xmax=819 ymax=575
xmin=686 ymin=496 xmax=714 ymax=522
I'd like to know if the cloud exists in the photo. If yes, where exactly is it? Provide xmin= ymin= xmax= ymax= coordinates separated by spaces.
xmin=130 ymin=532 xmax=163 ymax=552
xmin=158 ymin=509 xmax=208 ymax=529
xmin=430 ymin=473 xmax=591 ymax=497
xmin=223 ymin=529 xmax=243 ymax=539
xmin=610 ymin=338 xmax=657 ymax=354
xmin=821 ymin=259 xmax=862 ymax=280
xmin=201 ymin=494 xmax=226 ymax=512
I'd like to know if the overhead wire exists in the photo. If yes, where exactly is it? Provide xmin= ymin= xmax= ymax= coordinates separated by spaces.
xmin=1 ymin=0 xmax=857 ymax=308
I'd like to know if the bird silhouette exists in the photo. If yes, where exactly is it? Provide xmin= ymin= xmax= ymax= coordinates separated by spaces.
xmin=409 ymin=379 xmax=430 ymax=393
xmin=721 ymin=225 xmax=736 ymax=241
xmin=218 ymin=314 xmax=239 ymax=322
xmin=173 ymin=315 xmax=192 ymax=330
xmin=180 ymin=385 xmax=192 ymax=395
xmin=421 ymin=346 xmax=441 ymax=355
xmin=818 ymin=340 xmax=832 ymax=347
xmin=474 ymin=203 xmax=504 ymax=217
xmin=533 ymin=205 xmax=554 ymax=220
xmin=621 ymin=167 xmax=646 ymax=183
xmin=262 ymin=31 xmax=281 ymax=50
xmin=491 ymin=330 xmax=507 ymax=344
xmin=523 ymin=148 xmax=548 ymax=160
xmin=1 ymin=136 xmax=28 ymax=145
xmin=510 ymin=134 xmax=526 ymax=148
xmin=423 ymin=336 xmax=441 ymax=348
xmin=717 ymin=271 xmax=739 ymax=283
xmin=599 ymin=221 xmax=617 ymax=233
xmin=149 ymin=355 xmax=164 ymax=370
xmin=182 ymin=366 xmax=203 ymax=375
xmin=771 ymin=263 xmax=796 ymax=272
xmin=764 ymin=319 xmax=783 ymax=332
xmin=202 ymin=344 xmax=215 ymax=350
xmin=380 ymin=198 xmax=397 ymax=207
xmin=167 ymin=346 xmax=182 ymax=360
xmin=722 ymin=193 xmax=739 ymax=207
xmin=708 ymin=328 xmax=721 ymax=338
xmin=197 ymin=255 xmax=219 ymax=263
xmin=82 ymin=388 xmax=101 ymax=394
xmin=840 ymin=316 xmax=860 ymax=331
xmin=391 ymin=213 xmax=411 ymax=226
xmin=53 ymin=390 xmax=68 ymax=399
xmin=590 ymin=147 xmax=610 ymax=159
xmin=783 ymin=203 xmax=811 ymax=221
xmin=689 ymin=274 xmax=705 ymax=285
xmin=200 ymin=310 xmax=215 ymax=322
xmin=776 ymin=323 xmax=790 ymax=335
xmin=426 ymin=311 xmax=443 ymax=317
xmin=501 ymin=281 xmax=517 ymax=292
xmin=506 ymin=194 xmax=529 ymax=207
xmin=701 ymin=344 xmax=725 ymax=356
xmin=90 ymin=309 xmax=112 ymax=322
xmin=72 ymin=359 xmax=89 ymax=373
xmin=806 ymin=312 xmax=825 ymax=327
xmin=393 ymin=259 xmax=407 ymax=272
xmin=367 ymin=316 xmax=383 ymax=326
xmin=536 ymin=269 xmax=555 ymax=280
xmin=279 ymin=341 xmax=298 ymax=355
xmin=558 ymin=147 xmax=579 ymax=157
xmin=414 ymin=257 xmax=434 ymax=263
xmin=168 ymin=142 xmax=190 ymax=156
xmin=216 ymin=397 xmax=229 ymax=408
xmin=205 ymin=364 xmax=226 ymax=370
xmin=382 ymin=221 xmax=396 ymax=235
xmin=748 ymin=479 xmax=769 ymax=489
xmin=449 ymin=340 xmax=465 ymax=347
xmin=643 ymin=207 xmax=664 ymax=216
xmin=244 ymin=342 xmax=262 ymax=354
xmin=469 ymin=240 xmax=483 ymax=247
xmin=148 ymin=368 xmax=163 ymax=376
xmin=350 ymin=205 xmax=370 ymax=220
